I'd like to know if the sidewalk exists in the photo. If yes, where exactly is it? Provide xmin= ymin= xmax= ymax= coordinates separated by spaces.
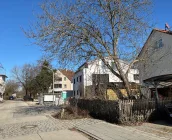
xmin=3 ymin=130 xmax=89 ymax=140
xmin=76 ymin=122 xmax=170 ymax=140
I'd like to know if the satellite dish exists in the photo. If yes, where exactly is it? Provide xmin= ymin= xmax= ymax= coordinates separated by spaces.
xmin=165 ymin=23 xmax=170 ymax=31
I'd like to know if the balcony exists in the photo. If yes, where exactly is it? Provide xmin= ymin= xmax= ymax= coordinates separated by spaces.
xmin=54 ymin=81 xmax=62 ymax=84
xmin=54 ymin=88 xmax=63 ymax=92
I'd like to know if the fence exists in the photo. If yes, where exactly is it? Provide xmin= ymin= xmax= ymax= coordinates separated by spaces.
xmin=69 ymin=98 xmax=172 ymax=124
xmin=118 ymin=99 xmax=156 ymax=122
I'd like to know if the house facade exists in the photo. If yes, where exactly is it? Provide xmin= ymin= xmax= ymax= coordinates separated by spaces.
xmin=49 ymin=69 xmax=74 ymax=98
xmin=138 ymin=29 xmax=172 ymax=98
xmin=73 ymin=58 xmax=139 ymax=98
xmin=138 ymin=29 xmax=172 ymax=84
xmin=0 ymin=74 xmax=7 ymax=101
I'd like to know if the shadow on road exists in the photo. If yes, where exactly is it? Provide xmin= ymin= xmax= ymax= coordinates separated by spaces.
xmin=13 ymin=105 xmax=61 ymax=117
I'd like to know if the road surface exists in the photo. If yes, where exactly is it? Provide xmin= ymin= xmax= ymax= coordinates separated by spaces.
xmin=0 ymin=100 xmax=97 ymax=140
xmin=0 ymin=100 xmax=171 ymax=140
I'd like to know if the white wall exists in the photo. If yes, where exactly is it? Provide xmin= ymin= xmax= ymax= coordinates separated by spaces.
xmin=73 ymin=70 xmax=83 ymax=97
xmin=73 ymin=58 xmax=139 ymax=98
xmin=44 ymin=95 xmax=56 ymax=101
xmin=138 ymin=30 xmax=172 ymax=84
xmin=84 ymin=59 xmax=139 ymax=86
xmin=0 ymin=75 xmax=6 ymax=100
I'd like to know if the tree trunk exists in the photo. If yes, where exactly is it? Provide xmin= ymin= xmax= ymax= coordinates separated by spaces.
xmin=25 ymin=89 xmax=28 ymax=96
xmin=114 ymin=60 xmax=131 ymax=98
xmin=113 ymin=36 xmax=131 ymax=98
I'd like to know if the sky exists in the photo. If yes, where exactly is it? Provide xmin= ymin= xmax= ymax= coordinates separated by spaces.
xmin=0 ymin=0 xmax=171 ymax=78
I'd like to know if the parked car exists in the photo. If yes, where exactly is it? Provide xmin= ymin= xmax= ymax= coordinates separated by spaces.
xmin=9 ymin=96 xmax=14 ymax=100
xmin=23 ymin=95 xmax=33 ymax=101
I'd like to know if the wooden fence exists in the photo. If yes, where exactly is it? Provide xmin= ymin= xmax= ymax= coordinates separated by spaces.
xmin=118 ymin=99 xmax=156 ymax=122
xmin=69 ymin=98 xmax=172 ymax=123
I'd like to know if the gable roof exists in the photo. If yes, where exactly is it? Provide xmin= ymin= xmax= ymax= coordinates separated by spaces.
xmin=0 ymin=74 xmax=8 ymax=78
xmin=75 ymin=57 xmax=130 ymax=74
xmin=138 ymin=29 xmax=172 ymax=57
xmin=59 ymin=69 xmax=74 ymax=81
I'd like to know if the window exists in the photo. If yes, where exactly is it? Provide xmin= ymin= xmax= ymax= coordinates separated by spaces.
xmin=54 ymin=84 xmax=62 ymax=88
xmin=77 ymin=77 xmax=78 ymax=82
xmin=73 ymin=91 xmax=75 ymax=96
xmin=155 ymin=39 xmax=163 ymax=49
xmin=102 ymin=61 xmax=106 ymax=68
xmin=134 ymin=74 xmax=139 ymax=80
xmin=64 ymin=84 xmax=67 ymax=88
xmin=80 ymin=75 xmax=82 ymax=82
xmin=111 ymin=62 xmax=115 ymax=69
xmin=56 ymin=77 xmax=62 ymax=81
xmin=77 ymin=90 xmax=78 ymax=95
xmin=64 ymin=77 xmax=66 ymax=81
xmin=74 ymin=79 xmax=75 ymax=84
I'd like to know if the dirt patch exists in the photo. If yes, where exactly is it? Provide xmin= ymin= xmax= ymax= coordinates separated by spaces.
xmin=52 ymin=106 xmax=91 ymax=120
xmin=159 ymin=127 xmax=172 ymax=133
xmin=120 ymin=121 xmax=144 ymax=126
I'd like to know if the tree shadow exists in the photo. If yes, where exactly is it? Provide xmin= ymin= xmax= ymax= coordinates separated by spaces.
xmin=13 ymin=105 xmax=60 ymax=117
xmin=148 ymin=108 xmax=172 ymax=126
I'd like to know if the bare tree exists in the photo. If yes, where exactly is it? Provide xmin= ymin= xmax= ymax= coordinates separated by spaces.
xmin=11 ymin=64 xmax=38 ymax=96
xmin=24 ymin=0 xmax=152 ymax=97
xmin=4 ymin=80 xmax=19 ymax=97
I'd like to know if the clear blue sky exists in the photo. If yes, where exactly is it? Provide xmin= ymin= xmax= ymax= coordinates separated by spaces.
xmin=0 ymin=0 xmax=171 ymax=78
xmin=0 ymin=0 xmax=43 ymax=78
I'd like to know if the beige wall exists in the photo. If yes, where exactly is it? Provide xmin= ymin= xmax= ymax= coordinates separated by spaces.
xmin=54 ymin=70 xmax=73 ymax=91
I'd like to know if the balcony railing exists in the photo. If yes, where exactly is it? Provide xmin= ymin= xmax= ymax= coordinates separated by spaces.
xmin=54 ymin=88 xmax=63 ymax=92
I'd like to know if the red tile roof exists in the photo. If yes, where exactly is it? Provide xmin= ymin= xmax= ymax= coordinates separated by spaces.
xmin=59 ymin=69 xmax=74 ymax=81
xmin=154 ymin=28 xmax=172 ymax=35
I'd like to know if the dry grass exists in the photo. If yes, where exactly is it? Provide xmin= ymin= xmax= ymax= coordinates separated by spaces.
xmin=52 ymin=106 xmax=91 ymax=120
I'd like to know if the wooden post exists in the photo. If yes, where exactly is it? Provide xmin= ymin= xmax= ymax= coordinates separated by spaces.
xmin=154 ymin=82 xmax=159 ymax=108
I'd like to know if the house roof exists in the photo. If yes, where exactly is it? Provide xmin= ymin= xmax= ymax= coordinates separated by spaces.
xmin=138 ymin=29 xmax=172 ymax=57
xmin=59 ymin=69 xmax=74 ymax=81
xmin=143 ymin=74 xmax=172 ymax=88
xmin=75 ymin=57 xmax=130 ymax=74
xmin=0 ymin=74 xmax=8 ymax=78
xmin=144 ymin=74 xmax=172 ymax=83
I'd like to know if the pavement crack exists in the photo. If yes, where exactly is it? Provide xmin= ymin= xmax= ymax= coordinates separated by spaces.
xmin=37 ymin=132 xmax=43 ymax=140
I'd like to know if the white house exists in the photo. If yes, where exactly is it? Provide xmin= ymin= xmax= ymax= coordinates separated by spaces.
xmin=73 ymin=58 xmax=139 ymax=98
xmin=0 ymin=74 xmax=7 ymax=101
xmin=138 ymin=28 xmax=172 ymax=98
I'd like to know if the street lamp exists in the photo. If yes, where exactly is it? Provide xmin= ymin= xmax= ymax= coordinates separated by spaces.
xmin=42 ymin=65 xmax=55 ymax=105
